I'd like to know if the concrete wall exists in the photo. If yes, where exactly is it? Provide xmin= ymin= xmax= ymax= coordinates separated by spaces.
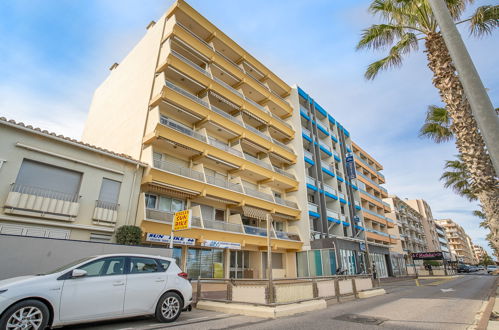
xmin=0 ymin=234 xmax=172 ymax=280
xmin=82 ymin=14 xmax=168 ymax=159
xmin=0 ymin=123 xmax=144 ymax=242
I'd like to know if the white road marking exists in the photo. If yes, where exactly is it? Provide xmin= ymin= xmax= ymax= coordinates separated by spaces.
xmin=440 ymin=288 xmax=455 ymax=292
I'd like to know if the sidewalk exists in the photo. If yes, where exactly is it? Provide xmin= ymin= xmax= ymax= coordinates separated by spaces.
xmin=486 ymin=284 xmax=499 ymax=329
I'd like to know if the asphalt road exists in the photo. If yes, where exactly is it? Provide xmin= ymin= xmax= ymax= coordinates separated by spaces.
xmin=65 ymin=274 xmax=496 ymax=330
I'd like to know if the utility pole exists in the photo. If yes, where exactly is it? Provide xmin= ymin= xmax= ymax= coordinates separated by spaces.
xmin=428 ymin=0 xmax=499 ymax=174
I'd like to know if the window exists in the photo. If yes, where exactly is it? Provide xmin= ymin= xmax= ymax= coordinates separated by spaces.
xmin=78 ymin=257 xmax=125 ymax=277
xmin=273 ymin=192 xmax=282 ymax=199
xmin=15 ymin=159 xmax=82 ymax=198
xmin=307 ymin=194 xmax=315 ymax=203
xmin=145 ymin=194 xmax=184 ymax=212
xmin=98 ymin=178 xmax=121 ymax=203
xmin=145 ymin=194 xmax=157 ymax=209
xmin=186 ymin=248 xmax=224 ymax=278
xmin=156 ymin=259 xmax=171 ymax=271
xmin=215 ymin=209 xmax=225 ymax=221
xmin=129 ymin=257 xmax=160 ymax=273
xmin=274 ymin=221 xmax=284 ymax=232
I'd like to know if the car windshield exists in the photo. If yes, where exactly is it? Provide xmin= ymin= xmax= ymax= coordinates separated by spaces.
xmin=38 ymin=256 xmax=95 ymax=275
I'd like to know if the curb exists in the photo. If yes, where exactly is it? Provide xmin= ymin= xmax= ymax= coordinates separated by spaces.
xmin=475 ymin=276 xmax=498 ymax=330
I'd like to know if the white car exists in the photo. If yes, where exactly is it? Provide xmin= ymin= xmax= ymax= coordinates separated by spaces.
xmin=0 ymin=254 xmax=192 ymax=329
xmin=487 ymin=265 xmax=498 ymax=274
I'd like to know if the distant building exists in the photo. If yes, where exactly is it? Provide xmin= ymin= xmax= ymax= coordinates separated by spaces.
xmin=473 ymin=244 xmax=487 ymax=263
xmin=435 ymin=219 xmax=476 ymax=264
xmin=406 ymin=199 xmax=440 ymax=252
xmin=0 ymin=118 xmax=146 ymax=242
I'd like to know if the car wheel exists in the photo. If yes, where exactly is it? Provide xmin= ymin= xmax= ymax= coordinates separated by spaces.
xmin=155 ymin=292 xmax=182 ymax=323
xmin=0 ymin=299 xmax=49 ymax=330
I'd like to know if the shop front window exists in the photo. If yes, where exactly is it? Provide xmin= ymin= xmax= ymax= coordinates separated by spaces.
xmin=186 ymin=248 xmax=224 ymax=279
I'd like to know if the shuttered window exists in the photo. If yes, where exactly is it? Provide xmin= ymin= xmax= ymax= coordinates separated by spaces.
xmin=98 ymin=178 xmax=121 ymax=203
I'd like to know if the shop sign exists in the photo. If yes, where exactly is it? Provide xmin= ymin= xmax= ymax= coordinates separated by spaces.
xmin=411 ymin=251 xmax=443 ymax=260
xmin=173 ymin=210 xmax=191 ymax=231
xmin=360 ymin=242 xmax=366 ymax=251
xmin=202 ymin=240 xmax=241 ymax=250
xmin=345 ymin=154 xmax=357 ymax=179
xmin=146 ymin=233 xmax=196 ymax=246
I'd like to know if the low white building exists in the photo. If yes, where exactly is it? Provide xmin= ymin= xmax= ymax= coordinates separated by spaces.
xmin=0 ymin=118 xmax=146 ymax=242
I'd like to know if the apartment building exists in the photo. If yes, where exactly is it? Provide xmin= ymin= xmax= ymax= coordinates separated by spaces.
xmin=406 ymin=199 xmax=440 ymax=252
xmin=473 ymin=244 xmax=487 ymax=263
xmin=384 ymin=196 xmax=427 ymax=255
xmin=83 ymin=0 xmax=303 ymax=279
xmin=435 ymin=219 xmax=476 ymax=264
xmin=435 ymin=222 xmax=452 ymax=259
xmin=0 ymin=118 xmax=145 ymax=242
xmin=290 ymin=87 xmax=394 ymax=278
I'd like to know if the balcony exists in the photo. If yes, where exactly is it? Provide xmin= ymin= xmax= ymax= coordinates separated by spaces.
xmin=153 ymin=159 xmax=204 ymax=181
xmin=304 ymin=150 xmax=314 ymax=161
xmin=272 ymin=138 xmax=294 ymax=154
xmin=302 ymin=127 xmax=312 ymax=139
xmin=244 ymin=187 xmax=274 ymax=202
xmin=319 ymin=141 xmax=332 ymax=157
xmin=208 ymin=137 xmax=243 ymax=158
xmin=273 ymin=167 xmax=296 ymax=180
xmin=243 ymin=153 xmax=273 ymax=171
xmin=205 ymin=175 xmax=243 ymax=193
xmin=308 ymin=202 xmax=318 ymax=213
xmin=306 ymin=176 xmax=316 ymax=187
xmin=92 ymin=200 xmax=119 ymax=226
xmin=323 ymin=183 xmax=337 ymax=197
xmin=274 ymin=196 xmax=298 ymax=209
xmin=326 ymin=209 xmax=339 ymax=220
xmin=5 ymin=183 xmax=80 ymax=220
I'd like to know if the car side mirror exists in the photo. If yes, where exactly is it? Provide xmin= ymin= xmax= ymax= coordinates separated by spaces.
xmin=71 ymin=269 xmax=87 ymax=278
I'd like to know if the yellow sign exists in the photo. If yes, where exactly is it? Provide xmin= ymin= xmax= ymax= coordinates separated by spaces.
xmin=173 ymin=210 xmax=191 ymax=231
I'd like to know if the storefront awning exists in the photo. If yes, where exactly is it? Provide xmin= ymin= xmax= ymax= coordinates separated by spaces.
xmin=147 ymin=182 xmax=199 ymax=199
xmin=242 ymin=205 xmax=270 ymax=221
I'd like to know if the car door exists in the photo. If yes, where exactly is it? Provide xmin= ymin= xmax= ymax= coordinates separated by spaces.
xmin=123 ymin=256 xmax=167 ymax=314
xmin=59 ymin=256 xmax=126 ymax=322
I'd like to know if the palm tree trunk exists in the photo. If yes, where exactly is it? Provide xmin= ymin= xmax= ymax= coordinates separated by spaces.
xmin=425 ymin=32 xmax=499 ymax=248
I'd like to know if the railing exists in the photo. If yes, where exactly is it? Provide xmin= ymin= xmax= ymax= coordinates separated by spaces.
xmin=153 ymin=159 xmax=204 ymax=181
xmin=177 ymin=23 xmax=213 ymax=50
xmin=165 ymin=80 xmax=210 ymax=108
xmin=202 ymin=218 xmax=244 ymax=233
xmin=273 ymin=167 xmax=296 ymax=180
xmin=208 ymin=137 xmax=243 ymax=157
xmin=171 ymin=50 xmax=211 ymax=77
xmin=304 ymin=150 xmax=313 ymax=160
xmin=270 ymin=112 xmax=292 ymax=129
xmin=326 ymin=209 xmax=339 ymax=219
xmin=244 ymin=225 xmax=274 ymax=237
xmin=9 ymin=183 xmax=79 ymax=203
xmin=205 ymin=175 xmax=243 ymax=193
xmin=160 ymin=115 xmax=207 ymax=143
xmin=191 ymin=216 xmax=203 ymax=228
xmin=308 ymin=202 xmax=318 ymax=213
xmin=272 ymin=138 xmax=293 ymax=153
xmin=323 ymin=184 xmax=337 ymax=196
xmin=244 ymin=187 xmax=274 ymax=202
xmin=244 ymin=124 xmax=272 ymax=142
xmin=95 ymin=200 xmax=119 ymax=211
xmin=243 ymin=153 xmax=273 ymax=170
xmin=354 ymin=200 xmax=361 ymax=208
xmin=302 ymin=127 xmax=311 ymax=137
xmin=210 ymin=103 xmax=244 ymax=126
xmin=359 ymin=189 xmax=383 ymax=203
xmin=333 ymin=150 xmax=340 ymax=158
xmin=354 ymin=154 xmax=384 ymax=180
xmin=306 ymin=176 xmax=315 ymax=186
xmin=274 ymin=197 xmax=298 ymax=209
xmin=361 ymin=207 xmax=387 ymax=221
xmin=338 ymin=192 xmax=346 ymax=200
xmin=323 ymin=164 xmax=334 ymax=173
xmin=212 ymin=75 xmax=244 ymax=97
xmin=274 ymin=230 xmax=301 ymax=241
xmin=244 ymin=96 xmax=270 ymax=115
xmin=145 ymin=208 xmax=174 ymax=223
xmin=319 ymin=141 xmax=331 ymax=153
xmin=340 ymin=214 xmax=346 ymax=221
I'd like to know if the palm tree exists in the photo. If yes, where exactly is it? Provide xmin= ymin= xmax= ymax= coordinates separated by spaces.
xmin=440 ymin=156 xmax=475 ymax=200
xmin=356 ymin=0 xmax=499 ymax=248
xmin=419 ymin=105 xmax=453 ymax=143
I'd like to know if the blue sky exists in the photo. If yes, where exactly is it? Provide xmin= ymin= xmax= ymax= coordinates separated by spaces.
xmin=1 ymin=0 xmax=497 ymax=255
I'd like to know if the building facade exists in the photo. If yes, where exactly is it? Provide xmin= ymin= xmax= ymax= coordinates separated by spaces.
xmin=406 ymin=199 xmax=440 ymax=252
xmin=384 ymin=196 xmax=427 ymax=255
xmin=435 ymin=222 xmax=453 ymax=259
xmin=291 ymin=87 xmax=394 ymax=278
xmin=0 ymin=118 xmax=145 ymax=242
xmin=473 ymin=244 xmax=487 ymax=263
xmin=84 ymin=0 xmax=303 ymax=279
xmin=435 ymin=219 xmax=476 ymax=264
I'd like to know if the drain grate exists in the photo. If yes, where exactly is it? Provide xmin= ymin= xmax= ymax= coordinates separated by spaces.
xmin=334 ymin=313 xmax=387 ymax=325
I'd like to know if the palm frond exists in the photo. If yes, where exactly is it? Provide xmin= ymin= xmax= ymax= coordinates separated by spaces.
xmin=356 ymin=24 xmax=404 ymax=51
xmin=440 ymin=156 xmax=477 ymax=201
xmin=364 ymin=32 xmax=419 ymax=80
xmin=468 ymin=5 xmax=499 ymax=37
xmin=419 ymin=105 xmax=453 ymax=143
xmin=445 ymin=0 xmax=475 ymax=20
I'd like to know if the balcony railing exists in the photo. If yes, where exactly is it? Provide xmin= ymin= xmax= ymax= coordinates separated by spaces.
xmin=270 ymin=112 xmax=292 ymax=129
xmin=153 ymin=159 xmax=204 ymax=181
xmin=323 ymin=164 xmax=334 ymax=173
xmin=306 ymin=176 xmax=315 ymax=186
xmin=338 ymin=192 xmax=346 ymax=200
xmin=273 ymin=167 xmax=296 ymax=180
xmin=308 ymin=202 xmax=318 ymax=213
xmin=145 ymin=208 xmax=174 ymax=223
xmin=360 ymin=189 xmax=383 ymax=203
xmin=319 ymin=141 xmax=331 ymax=153
xmin=203 ymin=218 xmax=244 ymax=233
xmin=9 ymin=183 xmax=79 ymax=203
xmin=177 ymin=23 xmax=213 ymax=50
xmin=326 ymin=209 xmax=339 ymax=219
xmin=302 ymin=127 xmax=311 ymax=138
xmin=243 ymin=153 xmax=273 ymax=171
xmin=244 ymin=124 xmax=272 ymax=142
xmin=205 ymin=175 xmax=243 ymax=193
xmin=212 ymin=75 xmax=244 ymax=98
xmin=272 ymin=138 xmax=293 ymax=153
xmin=171 ymin=50 xmax=211 ymax=78
xmin=323 ymin=184 xmax=337 ymax=197
xmin=244 ymin=225 xmax=274 ymax=237
xmin=304 ymin=150 xmax=313 ymax=160
xmin=165 ymin=80 xmax=210 ymax=108
xmin=244 ymin=187 xmax=274 ymax=202
xmin=159 ymin=116 xmax=207 ymax=143
xmin=333 ymin=150 xmax=340 ymax=158
xmin=274 ymin=197 xmax=298 ymax=209
xmin=274 ymin=230 xmax=301 ymax=241
xmin=208 ymin=137 xmax=243 ymax=157
xmin=95 ymin=200 xmax=119 ymax=211
xmin=209 ymin=103 xmax=244 ymax=126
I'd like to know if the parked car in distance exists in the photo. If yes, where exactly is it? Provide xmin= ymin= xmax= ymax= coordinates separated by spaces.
xmin=457 ymin=264 xmax=471 ymax=273
xmin=477 ymin=266 xmax=485 ymax=271
xmin=0 ymin=254 xmax=192 ymax=329
xmin=487 ymin=265 xmax=498 ymax=274
xmin=468 ymin=266 xmax=478 ymax=272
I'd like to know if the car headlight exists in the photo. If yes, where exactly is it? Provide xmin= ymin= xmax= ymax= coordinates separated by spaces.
xmin=0 ymin=289 xmax=8 ymax=294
